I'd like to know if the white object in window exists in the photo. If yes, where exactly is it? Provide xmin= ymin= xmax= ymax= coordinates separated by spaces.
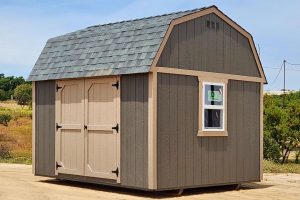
xmin=202 ymin=82 xmax=225 ymax=131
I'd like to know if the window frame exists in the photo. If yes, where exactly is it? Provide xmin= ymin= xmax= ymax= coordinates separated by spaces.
xmin=202 ymin=82 xmax=225 ymax=131
xmin=198 ymin=77 xmax=228 ymax=137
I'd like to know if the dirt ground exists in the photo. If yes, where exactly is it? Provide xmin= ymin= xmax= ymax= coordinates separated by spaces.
xmin=0 ymin=164 xmax=299 ymax=200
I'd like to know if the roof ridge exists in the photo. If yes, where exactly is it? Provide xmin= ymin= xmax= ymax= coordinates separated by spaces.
xmin=86 ymin=7 xmax=207 ymax=29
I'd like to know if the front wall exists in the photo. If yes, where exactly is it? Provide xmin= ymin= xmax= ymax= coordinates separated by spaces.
xmin=157 ymin=13 xmax=260 ymax=77
xmin=120 ymin=74 xmax=148 ymax=188
xmin=157 ymin=73 xmax=260 ymax=189
xmin=35 ymin=80 xmax=56 ymax=177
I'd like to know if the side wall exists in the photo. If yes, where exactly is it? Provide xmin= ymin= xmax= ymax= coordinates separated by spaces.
xmin=35 ymin=80 xmax=56 ymax=177
xmin=157 ymin=73 xmax=260 ymax=189
xmin=157 ymin=13 xmax=260 ymax=77
xmin=120 ymin=74 xmax=148 ymax=188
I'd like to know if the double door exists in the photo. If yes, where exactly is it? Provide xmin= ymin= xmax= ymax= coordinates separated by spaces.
xmin=55 ymin=77 xmax=120 ymax=180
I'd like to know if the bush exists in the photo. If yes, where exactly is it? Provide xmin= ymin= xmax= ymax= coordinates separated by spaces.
xmin=0 ymin=112 xmax=12 ymax=126
xmin=0 ymin=144 xmax=11 ymax=159
xmin=264 ymin=133 xmax=281 ymax=162
xmin=0 ymin=89 xmax=6 ymax=101
xmin=14 ymin=83 xmax=32 ymax=107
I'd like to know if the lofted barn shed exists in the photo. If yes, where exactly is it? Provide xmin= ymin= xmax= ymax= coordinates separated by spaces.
xmin=29 ymin=6 xmax=267 ymax=191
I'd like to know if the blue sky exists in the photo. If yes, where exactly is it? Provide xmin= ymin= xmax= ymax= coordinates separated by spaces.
xmin=0 ymin=0 xmax=299 ymax=90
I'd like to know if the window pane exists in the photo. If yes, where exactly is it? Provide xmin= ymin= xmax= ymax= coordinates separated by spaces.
xmin=204 ymin=109 xmax=223 ymax=129
xmin=204 ymin=84 xmax=223 ymax=105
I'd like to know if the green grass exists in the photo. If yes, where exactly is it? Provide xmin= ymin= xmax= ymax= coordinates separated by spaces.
xmin=263 ymin=160 xmax=300 ymax=173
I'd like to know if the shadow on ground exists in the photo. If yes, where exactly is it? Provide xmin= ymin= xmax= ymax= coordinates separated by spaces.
xmin=40 ymin=179 xmax=273 ymax=198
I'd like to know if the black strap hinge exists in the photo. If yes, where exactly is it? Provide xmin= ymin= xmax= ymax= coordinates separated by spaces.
xmin=112 ymin=167 xmax=119 ymax=177
xmin=56 ymin=123 xmax=62 ymax=131
xmin=56 ymin=162 xmax=62 ymax=170
xmin=112 ymin=123 xmax=119 ymax=133
xmin=112 ymin=81 xmax=119 ymax=89
xmin=56 ymin=84 xmax=62 ymax=92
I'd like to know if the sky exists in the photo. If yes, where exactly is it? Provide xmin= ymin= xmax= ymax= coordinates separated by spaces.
xmin=0 ymin=0 xmax=299 ymax=90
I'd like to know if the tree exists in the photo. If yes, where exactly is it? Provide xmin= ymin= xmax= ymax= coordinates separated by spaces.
xmin=0 ymin=89 xmax=6 ymax=101
xmin=13 ymin=83 xmax=32 ymax=107
xmin=264 ymin=92 xmax=300 ymax=163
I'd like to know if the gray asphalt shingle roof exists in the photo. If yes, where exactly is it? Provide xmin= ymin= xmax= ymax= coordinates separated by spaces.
xmin=28 ymin=7 xmax=207 ymax=81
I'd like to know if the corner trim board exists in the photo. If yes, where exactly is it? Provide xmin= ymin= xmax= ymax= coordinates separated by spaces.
xmin=260 ymin=83 xmax=264 ymax=180
xmin=148 ymin=72 xmax=157 ymax=189
xmin=150 ymin=7 xmax=267 ymax=83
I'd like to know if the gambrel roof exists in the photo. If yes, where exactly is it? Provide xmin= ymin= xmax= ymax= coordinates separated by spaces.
xmin=28 ymin=6 xmax=266 ymax=82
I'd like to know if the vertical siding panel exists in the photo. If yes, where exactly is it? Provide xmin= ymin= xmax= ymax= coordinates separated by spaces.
xmin=143 ymin=74 xmax=148 ymax=188
xmin=216 ymin=15 xmax=224 ymax=73
xmin=243 ymin=82 xmax=251 ymax=181
xmin=120 ymin=74 xmax=148 ymax=188
xmin=177 ymin=76 xmax=186 ymax=186
xmin=186 ymin=20 xmax=195 ymax=69
xmin=236 ymin=81 xmax=244 ymax=182
xmin=35 ymin=81 xmax=55 ymax=177
xmin=194 ymin=17 xmax=202 ymax=70
xmin=169 ymin=26 xmax=179 ymax=68
xmin=201 ymin=14 xmax=209 ymax=71
xmin=223 ymin=22 xmax=231 ymax=74
xmin=135 ymin=75 xmax=144 ymax=186
xmin=230 ymin=28 xmax=238 ymax=75
xmin=157 ymin=74 xmax=170 ymax=187
xmin=193 ymin=79 xmax=201 ymax=185
xmin=169 ymin=75 xmax=178 ymax=187
xmin=178 ymin=23 xmax=188 ymax=69
xmin=121 ymin=76 xmax=128 ymax=185
xmin=185 ymin=77 xmax=194 ymax=186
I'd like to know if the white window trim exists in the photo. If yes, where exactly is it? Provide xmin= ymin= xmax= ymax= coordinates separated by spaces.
xmin=197 ymin=77 xmax=228 ymax=137
xmin=202 ymin=82 xmax=225 ymax=132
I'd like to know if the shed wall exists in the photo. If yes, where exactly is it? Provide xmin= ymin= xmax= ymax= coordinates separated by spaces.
xmin=120 ymin=74 xmax=148 ymax=188
xmin=35 ymin=80 xmax=56 ymax=177
xmin=157 ymin=73 xmax=260 ymax=189
xmin=157 ymin=13 xmax=260 ymax=77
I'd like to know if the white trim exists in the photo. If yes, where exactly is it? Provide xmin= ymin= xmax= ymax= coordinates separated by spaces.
xmin=202 ymin=82 xmax=225 ymax=132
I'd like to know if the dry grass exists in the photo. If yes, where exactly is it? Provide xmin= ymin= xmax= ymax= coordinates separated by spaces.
xmin=263 ymin=160 xmax=300 ymax=174
xmin=0 ymin=101 xmax=32 ymax=164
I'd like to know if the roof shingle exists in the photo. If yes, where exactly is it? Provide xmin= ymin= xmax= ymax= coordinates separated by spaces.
xmin=28 ymin=7 xmax=207 ymax=81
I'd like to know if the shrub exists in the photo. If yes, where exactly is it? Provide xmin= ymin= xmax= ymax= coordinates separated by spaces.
xmin=0 ymin=112 xmax=12 ymax=126
xmin=264 ymin=132 xmax=281 ymax=162
xmin=0 ymin=89 xmax=6 ymax=101
xmin=0 ymin=144 xmax=11 ymax=159
xmin=14 ymin=83 xmax=32 ymax=107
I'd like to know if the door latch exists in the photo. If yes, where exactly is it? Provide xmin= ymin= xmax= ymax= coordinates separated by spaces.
xmin=111 ymin=167 xmax=119 ymax=177
xmin=112 ymin=123 xmax=119 ymax=133
xmin=56 ymin=123 xmax=62 ymax=131
xmin=56 ymin=162 xmax=62 ymax=170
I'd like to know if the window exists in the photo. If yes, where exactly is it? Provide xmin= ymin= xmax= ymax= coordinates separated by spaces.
xmin=198 ymin=80 xmax=227 ymax=137
xmin=203 ymin=83 xmax=224 ymax=131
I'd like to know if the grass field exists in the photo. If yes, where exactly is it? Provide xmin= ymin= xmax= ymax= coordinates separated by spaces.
xmin=0 ymin=101 xmax=32 ymax=164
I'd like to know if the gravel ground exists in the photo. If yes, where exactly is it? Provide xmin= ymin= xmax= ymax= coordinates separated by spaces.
xmin=0 ymin=163 xmax=299 ymax=200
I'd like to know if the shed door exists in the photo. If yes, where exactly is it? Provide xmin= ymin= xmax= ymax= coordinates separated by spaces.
xmin=84 ymin=78 xmax=119 ymax=179
xmin=55 ymin=80 xmax=85 ymax=176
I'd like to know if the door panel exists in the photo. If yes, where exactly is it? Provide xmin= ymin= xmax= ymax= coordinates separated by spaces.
xmin=55 ymin=80 xmax=84 ymax=176
xmin=85 ymin=78 xmax=118 ymax=179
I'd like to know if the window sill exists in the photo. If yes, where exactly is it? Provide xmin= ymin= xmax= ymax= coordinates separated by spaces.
xmin=197 ymin=130 xmax=228 ymax=137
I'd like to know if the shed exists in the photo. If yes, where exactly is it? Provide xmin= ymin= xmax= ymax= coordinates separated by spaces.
xmin=29 ymin=5 xmax=267 ymax=191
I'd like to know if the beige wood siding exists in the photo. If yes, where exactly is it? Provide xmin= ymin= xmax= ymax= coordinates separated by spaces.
xmin=156 ymin=73 xmax=260 ymax=189
xmin=120 ymin=74 xmax=148 ymax=189
xmin=84 ymin=78 xmax=119 ymax=180
xmin=56 ymin=80 xmax=85 ymax=176
xmin=157 ymin=13 xmax=260 ymax=78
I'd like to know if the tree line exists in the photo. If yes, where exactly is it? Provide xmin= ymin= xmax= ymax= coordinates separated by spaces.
xmin=0 ymin=73 xmax=31 ymax=106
